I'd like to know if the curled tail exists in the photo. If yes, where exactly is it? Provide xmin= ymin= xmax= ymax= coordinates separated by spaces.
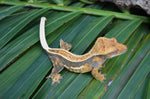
xmin=40 ymin=17 xmax=50 ymax=50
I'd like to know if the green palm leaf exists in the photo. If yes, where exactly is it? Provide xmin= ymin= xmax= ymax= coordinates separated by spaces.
xmin=0 ymin=0 xmax=149 ymax=99
xmin=0 ymin=5 xmax=22 ymax=20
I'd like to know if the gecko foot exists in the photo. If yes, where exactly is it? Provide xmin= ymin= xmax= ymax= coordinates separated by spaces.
xmin=46 ymin=74 xmax=62 ymax=85
xmin=92 ymin=67 xmax=106 ymax=83
xmin=96 ymin=73 xmax=106 ymax=82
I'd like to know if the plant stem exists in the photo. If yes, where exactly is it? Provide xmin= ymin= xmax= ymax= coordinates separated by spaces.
xmin=1 ymin=0 xmax=150 ymax=23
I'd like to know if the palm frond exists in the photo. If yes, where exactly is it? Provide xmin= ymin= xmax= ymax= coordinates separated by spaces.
xmin=0 ymin=0 xmax=149 ymax=99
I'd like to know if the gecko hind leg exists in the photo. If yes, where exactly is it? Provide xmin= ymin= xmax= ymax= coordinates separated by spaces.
xmin=46 ymin=68 xmax=64 ymax=85
xmin=47 ymin=56 xmax=64 ymax=85
xmin=60 ymin=39 xmax=72 ymax=50
xmin=91 ymin=66 xmax=106 ymax=82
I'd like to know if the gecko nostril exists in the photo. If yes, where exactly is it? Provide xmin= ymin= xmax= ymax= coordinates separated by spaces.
xmin=112 ymin=44 xmax=115 ymax=46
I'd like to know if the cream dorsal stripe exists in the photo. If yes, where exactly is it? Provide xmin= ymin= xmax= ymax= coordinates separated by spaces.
xmin=39 ymin=17 xmax=127 ymax=62
xmin=39 ymin=17 xmax=93 ymax=62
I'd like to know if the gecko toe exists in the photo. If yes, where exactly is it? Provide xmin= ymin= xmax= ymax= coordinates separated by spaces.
xmin=59 ymin=76 xmax=63 ymax=80
xmin=49 ymin=74 xmax=62 ymax=85
xmin=51 ymin=81 xmax=55 ymax=86
xmin=57 ymin=81 xmax=60 ymax=84
xmin=46 ymin=75 xmax=51 ymax=79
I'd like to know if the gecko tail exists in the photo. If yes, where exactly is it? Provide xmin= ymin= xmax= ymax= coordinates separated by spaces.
xmin=40 ymin=17 xmax=50 ymax=50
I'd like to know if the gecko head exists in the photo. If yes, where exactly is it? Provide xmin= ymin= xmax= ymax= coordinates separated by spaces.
xmin=102 ymin=37 xmax=127 ymax=58
xmin=91 ymin=37 xmax=127 ymax=57
xmin=108 ymin=38 xmax=127 ymax=58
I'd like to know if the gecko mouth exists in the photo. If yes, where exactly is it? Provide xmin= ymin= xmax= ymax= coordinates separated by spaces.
xmin=118 ymin=49 xmax=127 ymax=55
xmin=110 ymin=49 xmax=127 ymax=58
xmin=122 ymin=49 xmax=127 ymax=53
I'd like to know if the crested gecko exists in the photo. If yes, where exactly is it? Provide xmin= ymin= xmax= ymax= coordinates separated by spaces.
xmin=39 ymin=17 xmax=127 ymax=85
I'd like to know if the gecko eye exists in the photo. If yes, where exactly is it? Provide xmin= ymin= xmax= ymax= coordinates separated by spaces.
xmin=112 ymin=44 xmax=115 ymax=47
xmin=115 ymin=49 xmax=119 ymax=53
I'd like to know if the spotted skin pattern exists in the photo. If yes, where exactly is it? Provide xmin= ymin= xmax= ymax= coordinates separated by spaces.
xmin=46 ymin=45 xmax=106 ymax=85
xmin=39 ymin=17 xmax=127 ymax=85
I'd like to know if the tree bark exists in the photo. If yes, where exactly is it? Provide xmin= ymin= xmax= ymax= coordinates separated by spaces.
xmin=91 ymin=0 xmax=150 ymax=15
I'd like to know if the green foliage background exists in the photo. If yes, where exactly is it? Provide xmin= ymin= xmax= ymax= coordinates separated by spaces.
xmin=0 ymin=0 xmax=150 ymax=99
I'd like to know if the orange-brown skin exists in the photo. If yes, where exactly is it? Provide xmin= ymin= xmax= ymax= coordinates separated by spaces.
xmin=45 ymin=38 xmax=127 ymax=85
xmin=39 ymin=17 xmax=127 ymax=85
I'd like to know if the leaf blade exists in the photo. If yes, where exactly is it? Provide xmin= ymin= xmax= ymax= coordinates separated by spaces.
xmin=118 ymin=51 xmax=150 ymax=99
xmin=0 ymin=8 xmax=48 ymax=49
xmin=101 ymin=34 xmax=150 ymax=99
xmin=0 ymin=11 xmax=82 ymax=70
xmin=78 ymin=19 xmax=143 ymax=99
xmin=0 ymin=5 xmax=22 ymax=20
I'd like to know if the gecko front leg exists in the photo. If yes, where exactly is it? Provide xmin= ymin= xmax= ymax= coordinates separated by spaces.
xmin=47 ymin=56 xmax=64 ymax=85
xmin=91 ymin=66 xmax=106 ymax=82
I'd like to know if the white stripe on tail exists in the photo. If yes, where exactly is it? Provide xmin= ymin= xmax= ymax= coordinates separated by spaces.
xmin=40 ymin=17 xmax=50 ymax=51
